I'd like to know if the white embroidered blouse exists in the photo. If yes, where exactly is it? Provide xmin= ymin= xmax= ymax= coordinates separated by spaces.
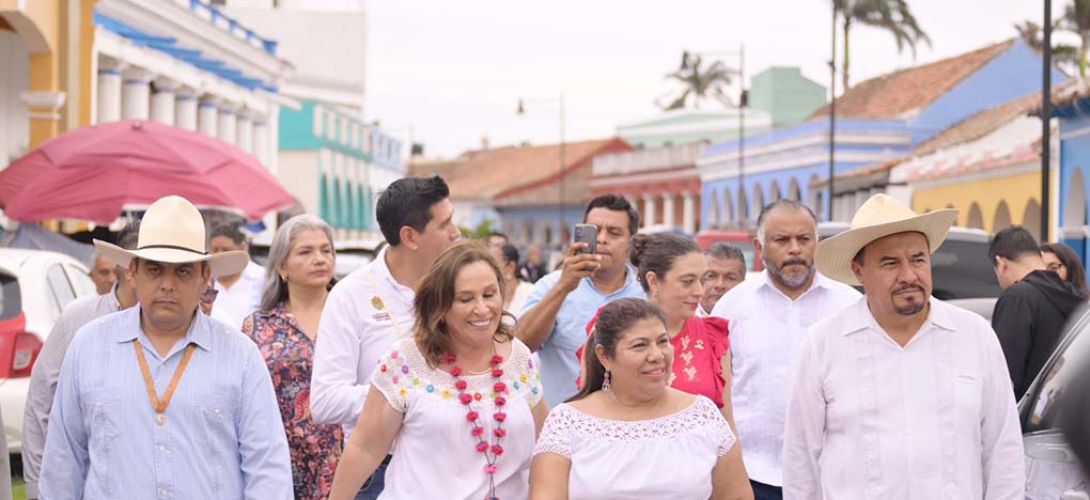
xmin=372 ymin=337 xmax=544 ymax=500
xmin=534 ymin=395 xmax=735 ymax=499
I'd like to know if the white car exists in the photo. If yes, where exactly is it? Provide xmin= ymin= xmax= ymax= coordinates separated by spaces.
xmin=0 ymin=249 xmax=96 ymax=452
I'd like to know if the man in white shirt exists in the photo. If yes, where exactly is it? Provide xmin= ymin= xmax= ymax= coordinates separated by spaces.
xmin=783 ymin=194 xmax=1024 ymax=499
xmin=697 ymin=242 xmax=747 ymax=317
xmin=311 ymin=176 xmax=460 ymax=500
xmin=209 ymin=223 xmax=265 ymax=331
xmin=711 ymin=200 xmax=859 ymax=500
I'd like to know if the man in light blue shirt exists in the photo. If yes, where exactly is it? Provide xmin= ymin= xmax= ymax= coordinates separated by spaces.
xmin=517 ymin=194 xmax=646 ymax=405
xmin=41 ymin=195 xmax=291 ymax=500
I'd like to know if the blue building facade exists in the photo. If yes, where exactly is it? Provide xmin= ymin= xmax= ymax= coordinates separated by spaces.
xmin=698 ymin=39 xmax=1064 ymax=229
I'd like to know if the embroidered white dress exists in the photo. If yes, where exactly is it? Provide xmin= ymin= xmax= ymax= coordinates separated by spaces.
xmin=372 ymin=337 xmax=544 ymax=500
xmin=533 ymin=395 xmax=735 ymax=499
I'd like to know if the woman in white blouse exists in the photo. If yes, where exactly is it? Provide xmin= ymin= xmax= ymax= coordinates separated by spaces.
xmin=329 ymin=241 xmax=549 ymax=500
xmin=530 ymin=298 xmax=752 ymax=500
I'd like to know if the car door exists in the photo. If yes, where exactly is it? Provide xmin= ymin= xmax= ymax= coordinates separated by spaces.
xmin=1021 ymin=305 xmax=1090 ymax=499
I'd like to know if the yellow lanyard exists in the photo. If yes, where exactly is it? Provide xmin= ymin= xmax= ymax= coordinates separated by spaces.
xmin=133 ymin=341 xmax=197 ymax=426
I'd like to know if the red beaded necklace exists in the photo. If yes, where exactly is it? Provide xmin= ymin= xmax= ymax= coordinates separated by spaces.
xmin=444 ymin=352 xmax=508 ymax=500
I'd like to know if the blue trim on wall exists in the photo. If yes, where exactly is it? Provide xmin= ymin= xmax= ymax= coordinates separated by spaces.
xmin=94 ymin=11 xmax=279 ymax=92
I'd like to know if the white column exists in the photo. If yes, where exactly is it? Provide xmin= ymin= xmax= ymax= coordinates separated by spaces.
xmin=218 ymin=103 xmax=237 ymax=145
xmin=236 ymin=110 xmax=253 ymax=154
xmin=121 ymin=68 xmax=152 ymax=120
xmin=682 ymin=191 xmax=696 ymax=235
xmin=662 ymin=193 xmax=676 ymax=229
xmin=252 ymin=120 xmax=269 ymax=167
xmin=175 ymin=87 xmax=198 ymax=131
xmin=96 ymin=58 xmax=124 ymax=124
xmin=150 ymin=78 xmax=176 ymax=125
xmin=198 ymin=97 xmax=218 ymax=137
xmin=643 ymin=194 xmax=657 ymax=227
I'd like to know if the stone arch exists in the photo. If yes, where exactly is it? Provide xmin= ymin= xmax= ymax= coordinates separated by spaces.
xmin=706 ymin=190 xmax=720 ymax=229
xmin=0 ymin=11 xmax=52 ymax=54
xmin=1023 ymin=199 xmax=1042 ymax=241
xmin=769 ymin=180 xmax=782 ymax=203
xmin=967 ymin=202 xmax=984 ymax=229
xmin=788 ymin=178 xmax=802 ymax=201
xmin=1066 ymin=167 xmax=1088 ymax=226
xmin=752 ymin=183 xmax=766 ymax=218
xmin=722 ymin=189 xmax=734 ymax=226
xmin=737 ymin=186 xmax=749 ymax=224
xmin=993 ymin=201 xmax=1012 ymax=232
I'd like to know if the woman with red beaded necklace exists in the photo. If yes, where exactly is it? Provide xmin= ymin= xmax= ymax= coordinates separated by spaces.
xmin=330 ymin=241 xmax=549 ymax=500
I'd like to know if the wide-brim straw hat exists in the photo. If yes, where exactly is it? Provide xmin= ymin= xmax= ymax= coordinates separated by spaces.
xmin=93 ymin=195 xmax=249 ymax=278
xmin=815 ymin=194 xmax=959 ymax=286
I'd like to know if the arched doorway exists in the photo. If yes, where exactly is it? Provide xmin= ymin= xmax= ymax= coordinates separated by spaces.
xmin=808 ymin=174 xmax=823 ymax=219
xmin=737 ymin=186 xmax=749 ymax=225
xmin=1023 ymin=199 xmax=1042 ymax=241
xmin=722 ymin=189 xmax=734 ymax=226
xmin=967 ymin=203 xmax=984 ymax=229
xmin=788 ymin=178 xmax=802 ymax=201
xmin=769 ymin=180 xmax=782 ymax=203
xmin=993 ymin=201 xmax=1012 ymax=232
xmin=706 ymin=190 xmax=720 ymax=229
xmin=1066 ymin=168 xmax=1088 ymax=227
xmin=752 ymin=183 xmax=766 ymax=219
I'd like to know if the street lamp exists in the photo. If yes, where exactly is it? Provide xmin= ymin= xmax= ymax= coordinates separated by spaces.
xmin=829 ymin=2 xmax=838 ymax=222
xmin=1042 ymin=0 xmax=1053 ymax=242
xmin=517 ymin=94 xmax=566 ymax=242
xmin=685 ymin=45 xmax=746 ymax=227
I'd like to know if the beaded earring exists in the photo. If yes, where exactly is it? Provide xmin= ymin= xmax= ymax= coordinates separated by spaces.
xmin=603 ymin=370 xmax=612 ymax=392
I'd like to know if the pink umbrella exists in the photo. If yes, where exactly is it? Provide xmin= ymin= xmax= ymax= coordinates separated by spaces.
xmin=0 ymin=120 xmax=295 ymax=224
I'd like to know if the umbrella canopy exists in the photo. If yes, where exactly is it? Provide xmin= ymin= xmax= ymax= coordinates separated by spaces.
xmin=0 ymin=120 xmax=294 ymax=224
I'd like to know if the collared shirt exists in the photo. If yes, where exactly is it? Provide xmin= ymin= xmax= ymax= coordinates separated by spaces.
xmin=311 ymin=246 xmax=415 ymax=436
xmin=518 ymin=266 xmax=646 ymax=406
xmin=40 ymin=306 xmax=292 ymax=500
xmin=213 ymin=260 xmax=266 ymax=332
xmin=695 ymin=303 xmax=710 ymax=318
xmin=710 ymin=270 xmax=859 ymax=486
xmin=24 ymin=288 xmax=121 ymax=499
xmin=782 ymin=298 xmax=1025 ymax=499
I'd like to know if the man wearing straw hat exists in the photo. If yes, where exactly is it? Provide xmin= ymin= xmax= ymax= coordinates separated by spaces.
xmin=40 ymin=195 xmax=292 ymax=499
xmin=782 ymin=194 xmax=1024 ymax=499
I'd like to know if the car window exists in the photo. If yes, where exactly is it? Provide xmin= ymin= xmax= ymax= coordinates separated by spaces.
xmin=0 ymin=273 xmax=21 ymax=320
xmin=64 ymin=264 xmax=97 ymax=297
xmin=929 ymin=240 xmax=1001 ymax=300
xmin=46 ymin=264 xmax=77 ymax=314
xmin=1023 ymin=307 xmax=1090 ymax=432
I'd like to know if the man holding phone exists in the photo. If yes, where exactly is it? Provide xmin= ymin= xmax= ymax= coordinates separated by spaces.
xmin=516 ymin=194 xmax=646 ymax=405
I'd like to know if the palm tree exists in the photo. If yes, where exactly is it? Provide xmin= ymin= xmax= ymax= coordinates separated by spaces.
xmin=1057 ymin=0 xmax=1090 ymax=77
xmin=834 ymin=0 xmax=931 ymax=91
xmin=659 ymin=52 xmax=737 ymax=110
xmin=1015 ymin=20 xmax=1078 ymax=70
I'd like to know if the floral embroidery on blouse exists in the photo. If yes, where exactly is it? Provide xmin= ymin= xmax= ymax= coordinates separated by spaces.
xmin=243 ymin=303 xmax=344 ymax=500
xmin=372 ymin=338 xmax=544 ymax=412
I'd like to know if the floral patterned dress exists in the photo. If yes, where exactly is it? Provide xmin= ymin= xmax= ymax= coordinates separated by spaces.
xmin=243 ymin=303 xmax=343 ymax=500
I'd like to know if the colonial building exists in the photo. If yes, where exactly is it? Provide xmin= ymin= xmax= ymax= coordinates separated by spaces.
xmin=698 ymin=39 xmax=1064 ymax=229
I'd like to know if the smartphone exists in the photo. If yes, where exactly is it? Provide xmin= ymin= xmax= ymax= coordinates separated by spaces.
xmin=572 ymin=224 xmax=598 ymax=255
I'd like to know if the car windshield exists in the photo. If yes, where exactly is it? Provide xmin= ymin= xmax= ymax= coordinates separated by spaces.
xmin=1022 ymin=305 xmax=1090 ymax=432
xmin=929 ymin=240 xmax=1001 ymax=299
xmin=0 ymin=273 xmax=20 ymax=320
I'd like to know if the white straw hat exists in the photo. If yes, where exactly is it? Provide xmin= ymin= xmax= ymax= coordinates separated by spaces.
xmin=93 ymin=195 xmax=249 ymax=278
xmin=815 ymin=194 xmax=958 ymax=285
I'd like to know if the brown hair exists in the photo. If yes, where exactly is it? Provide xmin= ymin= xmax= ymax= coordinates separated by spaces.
xmin=413 ymin=240 xmax=514 ymax=366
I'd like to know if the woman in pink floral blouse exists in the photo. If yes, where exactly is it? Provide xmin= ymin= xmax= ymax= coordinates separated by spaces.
xmin=242 ymin=214 xmax=343 ymax=500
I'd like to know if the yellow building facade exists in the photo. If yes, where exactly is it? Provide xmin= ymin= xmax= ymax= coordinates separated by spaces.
xmin=910 ymin=167 xmax=1056 ymax=240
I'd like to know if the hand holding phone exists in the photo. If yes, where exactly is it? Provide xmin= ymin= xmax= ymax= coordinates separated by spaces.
xmin=572 ymin=224 xmax=598 ymax=255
